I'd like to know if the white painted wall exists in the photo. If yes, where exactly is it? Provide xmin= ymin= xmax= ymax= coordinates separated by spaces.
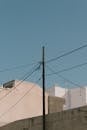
xmin=47 ymin=85 xmax=67 ymax=97
xmin=64 ymin=87 xmax=86 ymax=109
xmin=47 ymin=86 xmax=87 ymax=110
xmin=55 ymin=86 xmax=66 ymax=97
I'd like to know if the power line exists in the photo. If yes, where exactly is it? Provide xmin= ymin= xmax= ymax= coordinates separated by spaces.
xmin=15 ymin=63 xmax=41 ymax=88
xmin=0 ymin=77 xmax=41 ymax=119
xmin=47 ymin=61 xmax=87 ymax=76
xmin=0 ymin=63 xmax=41 ymax=102
xmin=0 ymin=61 xmax=39 ymax=73
xmin=47 ymin=43 xmax=87 ymax=63
xmin=46 ymin=65 xmax=82 ymax=88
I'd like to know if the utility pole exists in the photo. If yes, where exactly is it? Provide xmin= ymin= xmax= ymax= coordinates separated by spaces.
xmin=42 ymin=46 xmax=46 ymax=130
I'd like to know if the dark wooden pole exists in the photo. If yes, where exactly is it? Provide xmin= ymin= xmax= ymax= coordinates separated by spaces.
xmin=42 ymin=46 xmax=46 ymax=130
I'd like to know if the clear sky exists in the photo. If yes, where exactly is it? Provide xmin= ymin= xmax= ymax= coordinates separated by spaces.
xmin=0 ymin=0 xmax=87 ymax=88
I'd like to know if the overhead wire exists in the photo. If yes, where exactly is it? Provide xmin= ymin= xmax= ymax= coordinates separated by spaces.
xmin=0 ymin=61 xmax=40 ymax=73
xmin=46 ymin=65 xmax=82 ymax=88
xmin=47 ymin=61 xmax=87 ymax=76
xmin=0 ymin=77 xmax=41 ymax=119
xmin=0 ymin=63 xmax=41 ymax=102
xmin=46 ymin=43 xmax=87 ymax=63
xmin=15 ymin=63 xmax=41 ymax=87
xmin=1 ymin=44 xmax=87 ymax=73
xmin=47 ymin=65 xmax=87 ymax=112
xmin=0 ymin=43 xmax=87 ymax=119
xmin=46 ymin=65 xmax=85 ymax=109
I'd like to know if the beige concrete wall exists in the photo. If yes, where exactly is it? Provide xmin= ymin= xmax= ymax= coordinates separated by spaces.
xmin=0 ymin=80 xmax=48 ymax=126
xmin=0 ymin=80 xmax=66 ymax=127
xmin=0 ymin=105 xmax=87 ymax=130
xmin=48 ymin=96 xmax=65 ymax=113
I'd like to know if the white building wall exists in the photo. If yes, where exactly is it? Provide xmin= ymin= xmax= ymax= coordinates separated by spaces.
xmin=66 ymin=87 xmax=86 ymax=109
xmin=55 ymin=86 xmax=66 ymax=97
xmin=47 ymin=86 xmax=87 ymax=110
xmin=47 ymin=85 xmax=66 ymax=97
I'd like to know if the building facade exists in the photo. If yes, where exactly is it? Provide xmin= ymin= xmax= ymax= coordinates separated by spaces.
xmin=0 ymin=80 xmax=64 ymax=127
xmin=0 ymin=80 xmax=48 ymax=126
xmin=47 ymin=85 xmax=87 ymax=110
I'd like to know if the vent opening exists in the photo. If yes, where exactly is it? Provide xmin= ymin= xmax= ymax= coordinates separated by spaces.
xmin=3 ymin=80 xmax=15 ymax=88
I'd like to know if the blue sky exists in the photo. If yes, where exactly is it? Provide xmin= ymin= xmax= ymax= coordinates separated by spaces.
xmin=0 ymin=0 xmax=87 ymax=88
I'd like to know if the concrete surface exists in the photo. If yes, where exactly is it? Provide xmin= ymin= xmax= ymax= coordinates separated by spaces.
xmin=0 ymin=105 xmax=87 ymax=130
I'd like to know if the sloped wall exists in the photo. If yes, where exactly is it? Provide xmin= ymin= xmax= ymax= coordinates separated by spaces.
xmin=0 ymin=106 xmax=87 ymax=130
